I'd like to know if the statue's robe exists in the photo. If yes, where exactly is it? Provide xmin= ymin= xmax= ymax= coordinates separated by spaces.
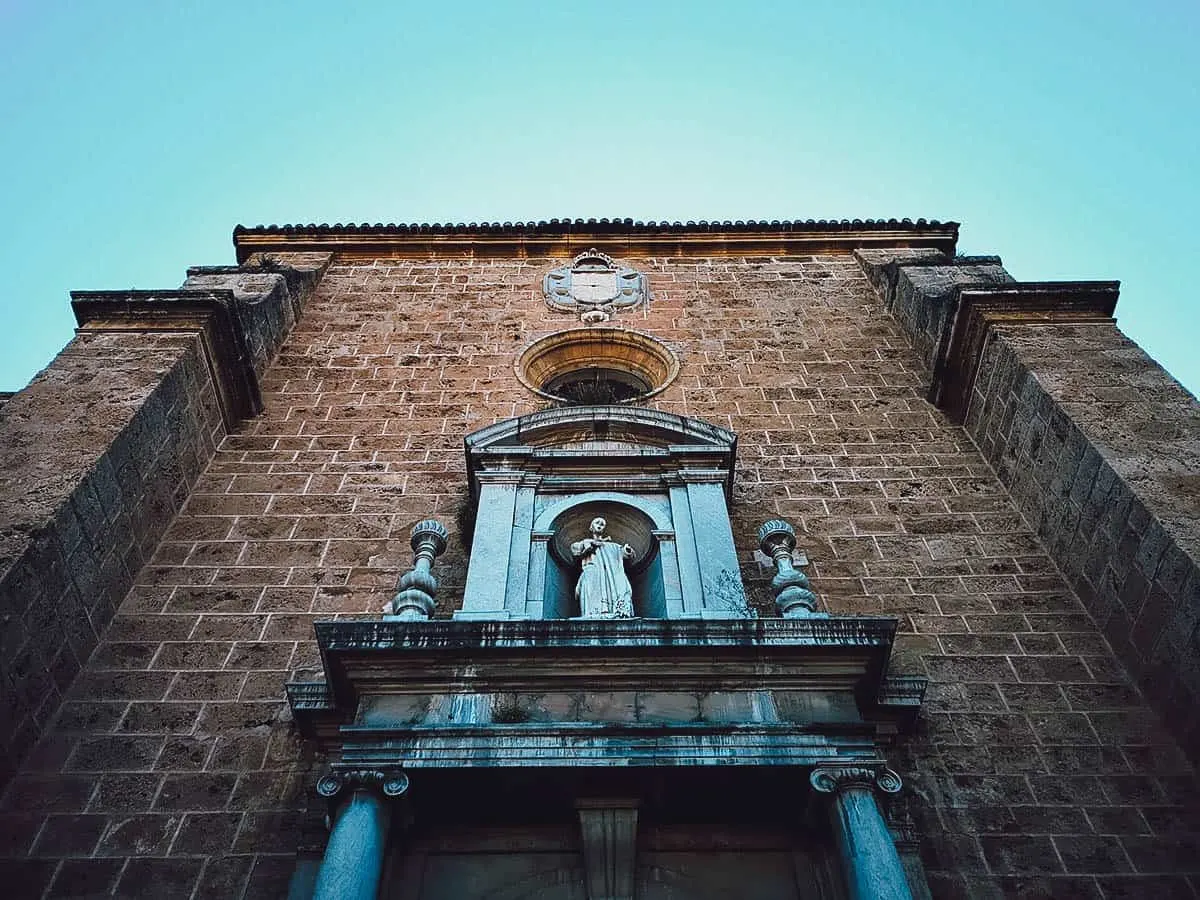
xmin=572 ymin=538 xmax=634 ymax=618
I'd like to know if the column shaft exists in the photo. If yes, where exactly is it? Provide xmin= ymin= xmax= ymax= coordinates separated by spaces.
xmin=313 ymin=789 xmax=391 ymax=900
xmin=828 ymin=786 xmax=913 ymax=900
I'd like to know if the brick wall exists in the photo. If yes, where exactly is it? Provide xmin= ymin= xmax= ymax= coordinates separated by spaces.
xmin=2 ymin=252 xmax=1196 ymax=898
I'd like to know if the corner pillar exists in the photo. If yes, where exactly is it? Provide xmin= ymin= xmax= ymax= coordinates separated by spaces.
xmin=503 ymin=481 xmax=539 ymax=616
xmin=810 ymin=766 xmax=912 ymax=900
xmin=312 ymin=769 xmax=410 ymax=900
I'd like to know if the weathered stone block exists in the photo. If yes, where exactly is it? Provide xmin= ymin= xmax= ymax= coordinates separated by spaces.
xmin=635 ymin=691 xmax=701 ymax=724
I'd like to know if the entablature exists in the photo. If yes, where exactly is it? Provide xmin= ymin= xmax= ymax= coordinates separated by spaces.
xmin=287 ymin=617 xmax=926 ymax=754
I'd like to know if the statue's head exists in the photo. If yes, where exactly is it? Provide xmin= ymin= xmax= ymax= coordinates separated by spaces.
xmin=589 ymin=517 xmax=606 ymax=536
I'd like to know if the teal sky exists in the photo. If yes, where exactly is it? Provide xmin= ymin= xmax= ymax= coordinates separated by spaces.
xmin=1 ymin=1 xmax=1197 ymax=394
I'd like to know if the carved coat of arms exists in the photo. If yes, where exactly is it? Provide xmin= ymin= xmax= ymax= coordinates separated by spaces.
xmin=543 ymin=249 xmax=648 ymax=323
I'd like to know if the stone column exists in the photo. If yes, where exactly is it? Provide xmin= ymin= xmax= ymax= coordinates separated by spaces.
xmin=312 ymin=769 xmax=410 ymax=900
xmin=810 ymin=766 xmax=911 ymax=900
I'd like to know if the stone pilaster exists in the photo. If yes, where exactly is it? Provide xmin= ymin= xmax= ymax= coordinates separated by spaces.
xmin=457 ymin=472 xmax=521 ymax=618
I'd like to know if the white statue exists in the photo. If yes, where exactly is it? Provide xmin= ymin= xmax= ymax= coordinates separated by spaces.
xmin=571 ymin=516 xmax=635 ymax=618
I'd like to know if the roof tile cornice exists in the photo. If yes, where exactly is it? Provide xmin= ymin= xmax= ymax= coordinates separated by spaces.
xmin=233 ymin=217 xmax=959 ymax=260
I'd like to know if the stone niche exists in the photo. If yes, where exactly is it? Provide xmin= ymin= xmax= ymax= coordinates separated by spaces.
xmin=455 ymin=407 xmax=748 ymax=620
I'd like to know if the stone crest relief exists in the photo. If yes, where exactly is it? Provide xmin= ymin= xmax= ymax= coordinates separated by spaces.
xmin=543 ymin=249 xmax=648 ymax=323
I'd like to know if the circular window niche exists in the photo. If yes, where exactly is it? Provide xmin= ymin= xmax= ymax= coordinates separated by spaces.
xmin=516 ymin=327 xmax=679 ymax=405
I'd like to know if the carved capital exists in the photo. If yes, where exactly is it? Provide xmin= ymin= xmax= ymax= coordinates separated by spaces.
xmin=316 ymin=768 xmax=411 ymax=803
xmin=475 ymin=471 xmax=525 ymax=485
xmin=677 ymin=468 xmax=728 ymax=485
xmin=810 ymin=766 xmax=903 ymax=797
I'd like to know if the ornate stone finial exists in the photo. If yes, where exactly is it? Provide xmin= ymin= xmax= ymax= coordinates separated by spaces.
xmin=383 ymin=519 xmax=449 ymax=620
xmin=757 ymin=519 xmax=821 ymax=617
xmin=809 ymin=766 xmax=903 ymax=796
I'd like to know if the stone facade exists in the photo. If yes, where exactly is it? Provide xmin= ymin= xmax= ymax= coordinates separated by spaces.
xmin=0 ymin=221 xmax=1196 ymax=898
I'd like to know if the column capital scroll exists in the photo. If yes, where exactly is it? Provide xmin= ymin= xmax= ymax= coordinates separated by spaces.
xmin=317 ymin=768 xmax=410 ymax=803
xmin=810 ymin=765 xmax=902 ymax=796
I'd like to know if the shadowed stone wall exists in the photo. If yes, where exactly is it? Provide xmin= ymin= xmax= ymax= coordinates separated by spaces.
xmin=0 ymin=332 xmax=225 ymax=787
xmin=0 ymin=247 xmax=1196 ymax=898
xmin=968 ymin=323 xmax=1200 ymax=761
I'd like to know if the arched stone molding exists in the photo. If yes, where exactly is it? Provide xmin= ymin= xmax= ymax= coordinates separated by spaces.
xmin=465 ymin=404 xmax=736 ymax=454
xmin=533 ymin=490 xmax=673 ymax=534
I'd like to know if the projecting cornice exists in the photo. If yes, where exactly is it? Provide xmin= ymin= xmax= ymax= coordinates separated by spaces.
xmin=233 ymin=217 xmax=959 ymax=260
